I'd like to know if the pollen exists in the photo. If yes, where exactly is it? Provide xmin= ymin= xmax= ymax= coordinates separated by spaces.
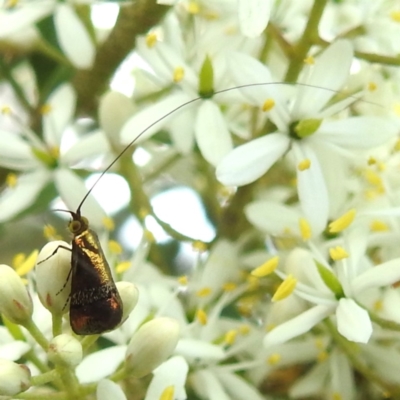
xmin=222 ymin=282 xmax=237 ymax=292
xmin=390 ymin=10 xmax=400 ymax=22
xmin=40 ymin=103 xmax=52 ymax=115
xmin=146 ymin=32 xmax=158 ymax=47
xmin=328 ymin=209 xmax=356 ymax=233
xmin=178 ymin=275 xmax=188 ymax=285
xmin=187 ymin=1 xmax=200 ymax=14
xmin=12 ymin=253 xmax=25 ymax=270
xmin=367 ymin=81 xmax=377 ymax=91
xmin=303 ymin=56 xmax=315 ymax=65
xmin=267 ymin=353 xmax=281 ymax=365
xmin=6 ymin=173 xmax=17 ymax=188
xmin=262 ymin=98 xmax=275 ymax=112
xmin=224 ymin=329 xmax=237 ymax=345
xmin=192 ymin=240 xmax=207 ymax=252
xmin=1 ymin=105 xmax=12 ymax=114
xmin=196 ymin=308 xmax=208 ymax=325
xmin=159 ymin=386 xmax=175 ymax=400
xmin=329 ymin=246 xmax=349 ymax=261
xmin=370 ymin=220 xmax=389 ymax=232
xmin=15 ymin=250 xmax=38 ymax=276
xmin=108 ymin=240 xmax=122 ymax=254
xmin=298 ymin=159 xmax=311 ymax=171
xmin=102 ymin=216 xmax=115 ymax=231
xmin=272 ymin=274 xmax=297 ymax=301
xmin=196 ymin=287 xmax=212 ymax=297
xmin=299 ymin=218 xmax=312 ymax=241
xmin=251 ymin=256 xmax=279 ymax=277
xmin=173 ymin=66 xmax=185 ymax=82
xmin=364 ymin=169 xmax=382 ymax=186
xmin=116 ymin=261 xmax=131 ymax=274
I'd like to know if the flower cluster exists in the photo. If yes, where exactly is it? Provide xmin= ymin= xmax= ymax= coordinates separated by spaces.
xmin=2 ymin=1 xmax=400 ymax=400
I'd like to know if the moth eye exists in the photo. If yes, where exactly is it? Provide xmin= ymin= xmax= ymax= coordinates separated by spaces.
xmin=69 ymin=220 xmax=81 ymax=233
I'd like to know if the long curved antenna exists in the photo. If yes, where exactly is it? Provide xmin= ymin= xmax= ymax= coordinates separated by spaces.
xmin=76 ymin=81 xmax=375 ymax=214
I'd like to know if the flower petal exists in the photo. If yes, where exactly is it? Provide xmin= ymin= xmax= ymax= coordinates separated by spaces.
xmin=216 ymin=133 xmax=289 ymax=186
xmin=264 ymin=305 xmax=333 ymax=347
xmin=195 ymin=100 xmax=233 ymax=166
xmin=238 ymin=0 xmax=271 ymax=38
xmin=217 ymin=371 xmax=265 ymax=400
xmin=54 ymin=4 xmax=95 ymax=69
xmin=336 ymin=298 xmax=372 ymax=343
xmin=97 ymin=379 xmax=127 ymax=400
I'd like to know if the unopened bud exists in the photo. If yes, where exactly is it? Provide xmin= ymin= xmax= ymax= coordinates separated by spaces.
xmin=36 ymin=241 xmax=71 ymax=315
xmin=0 ymin=264 xmax=33 ymax=325
xmin=48 ymin=334 xmax=82 ymax=368
xmin=116 ymin=281 xmax=139 ymax=323
xmin=125 ymin=317 xmax=180 ymax=378
xmin=0 ymin=359 xmax=31 ymax=395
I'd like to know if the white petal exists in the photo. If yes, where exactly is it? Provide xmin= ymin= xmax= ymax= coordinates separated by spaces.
xmin=120 ymin=92 xmax=192 ymax=145
xmin=76 ymin=346 xmax=127 ymax=383
xmin=238 ymin=0 xmax=271 ymax=38
xmin=0 ymin=131 xmax=39 ymax=170
xmin=191 ymin=369 xmax=230 ymax=400
xmin=0 ymin=169 xmax=50 ymax=222
xmin=264 ymin=305 xmax=333 ymax=347
xmin=175 ymin=339 xmax=225 ymax=362
xmin=53 ymin=168 xmax=106 ymax=229
xmin=352 ymin=258 xmax=400 ymax=293
xmin=168 ymin=106 xmax=196 ymax=154
xmin=43 ymin=84 xmax=76 ymax=147
xmin=0 ymin=341 xmax=30 ymax=361
xmin=195 ymin=100 xmax=233 ymax=166
xmin=217 ymin=371 xmax=264 ymax=400
xmin=54 ymin=4 xmax=95 ymax=69
xmin=318 ymin=117 xmax=398 ymax=149
xmin=97 ymin=380 xmax=126 ymax=400
xmin=329 ymin=348 xmax=355 ymax=400
xmin=289 ymin=363 xmax=329 ymax=398
xmin=216 ymin=133 xmax=289 ymax=186
xmin=61 ymin=130 xmax=111 ymax=167
xmin=292 ymin=143 xmax=329 ymax=234
xmin=145 ymin=356 xmax=188 ymax=400
xmin=292 ymin=40 xmax=353 ymax=118
xmin=336 ymin=298 xmax=372 ymax=343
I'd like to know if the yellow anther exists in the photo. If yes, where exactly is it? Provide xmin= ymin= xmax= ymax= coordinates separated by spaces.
xmin=178 ymin=275 xmax=188 ymax=285
xmin=303 ymin=56 xmax=315 ymax=65
xmin=192 ymin=240 xmax=207 ymax=252
xmin=262 ymin=98 xmax=275 ymax=112
xmin=299 ymin=218 xmax=312 ymax=241
xmin=267 ymin=353 xmax=281 ymax=365
xmin=187 ymin=1 xmax=200 ymax=14
xmin=265 ymin=323 xmax=276 ymax=332
xmin=328 ymin=209 xmax=356 ymax=233
xmin=196 ymin=308 xmax=208 ymax=325
xmin=102 ymin=216 xmax=115 ymax=231
xmin=1 ymin=105 xmax=12 ymax=114
xmin=329 ymin=246 xmax=349 ymax=261
xmin=116 ymin=261 xmax=131 ymax=274
xmin=173 ymin=66 xmax=185 ymax=83
xmin=317 ymin=350 xmax=329 ymax=362
xmin=5 ymin=0 xmax=19 ymax=9
xmin=272 ymin=274 xmax=297 ymax=301
xmin=394 ymin=103 xmax=400 ymax=116
xmin=146 ymin=32 xmax=158 ymax=47
xmin=12 ymin=253 xmax=25 ymax=269
xmin=222 ymin=282 xmax=237 ymax=292
xmin=370 ymin=220 xmax=389 ymax=232
xmin=238 ymin=324 xmax=250 ymax=335
xmin=251 ymin=256 xmax=279 ymax=277
xmin=297 ymin=159 xmax=311 ymax=171
xmin=390 ymin=10 xmax=400 ymax=22
xmin=246 ymin=275 xmax=260 ymax=290
xmin=224 ymin=329 xmax=237 ymax=345
xmin=43 ymin=225 xmax=60 ymax=240
xmin=15 ymin=250 xmax=38 ymax=276
xmin=159 ymin=385 xmax=175 ymax=400
xmin=364 ymin=169 xmax=382 ymax=186
xmin=367 ymin=156 xmax=376 ymax=165
xmin=40 ymin=103 xmax=52 ymax=115
xmin=108 ymin=240 xmax=122 ymax=254
xmin=367 ymin=82 xmax=377 ymax=91
xmin=6 ymin=173 xmax=17 ymax=188
xmin=196 ymin=287 xmax=212 ymax=297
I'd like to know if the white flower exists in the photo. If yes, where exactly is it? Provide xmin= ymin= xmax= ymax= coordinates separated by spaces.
xmin=216 ymin=40 xmax=398 ymax=233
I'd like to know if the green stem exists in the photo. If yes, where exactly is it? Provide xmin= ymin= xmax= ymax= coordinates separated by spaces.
xmin=285 ymin=0 xmax=329 ymax=82
xmin=368 ymin=310 xmax=400 ymax=332
xmin=52 ymin=314 xmax=63 ymax=337
xmin=80 ymin=334 xmax=100 ymax=351
xmin=30 ymin=370 xmax=60 ymax=386
xmin=23 ymin=319 xmax=49 ymax=351
xmin=55 ymin=365 xmax=81 ymax=400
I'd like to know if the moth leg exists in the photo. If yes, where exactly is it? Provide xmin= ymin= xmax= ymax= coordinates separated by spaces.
xmin=37 ymin=244 xmax=72 ymax=264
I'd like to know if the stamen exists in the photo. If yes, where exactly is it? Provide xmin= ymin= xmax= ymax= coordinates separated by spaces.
xmin=329 ymin=246 xmax=349 ymax=261
xmin=173 ymin=66 xmax=185 ymax=83
xmin=262 ymin=99 xmax=275 ymax=112
xmin=297 ymin=159 xmax=311 ymax=171
xmin=328 ymin=209 xmax=356 ymax=233
xmin=196 ymin=308 xmax=207 ymax=325
xmin=299 ymin=218 xmax=312 ymax=240
xmin=146 ymin=32 xmax=158 ymax=47
xmin=251 ymin=256 xmax=279 ymax=277
xmin=159 ymin=386 xmax=175 ymax=400
xmin=267 ymin=353 xmax=281 ymax=365
xmin=272 ymin=274 xmax=297 ymax=301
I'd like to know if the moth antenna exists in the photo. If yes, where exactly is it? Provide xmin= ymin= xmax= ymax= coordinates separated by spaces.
xmin=76 ymin=81 xmax=378 ymax=214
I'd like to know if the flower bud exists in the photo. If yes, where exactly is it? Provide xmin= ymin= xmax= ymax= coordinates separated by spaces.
xmin=36 ymin=241 xmax=71 ymax=315
xmin=48 ymin=334 xmax=82 ymax=368
xmin=0 ymin=359 xmax=30 ymax=395
xmin=116 ymin=281 xmax=139 ymax=323
xmin=125 ymin=317 xmax=180 ymax=378
xmin=0 ymin=264 xmax=33 ymax=325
